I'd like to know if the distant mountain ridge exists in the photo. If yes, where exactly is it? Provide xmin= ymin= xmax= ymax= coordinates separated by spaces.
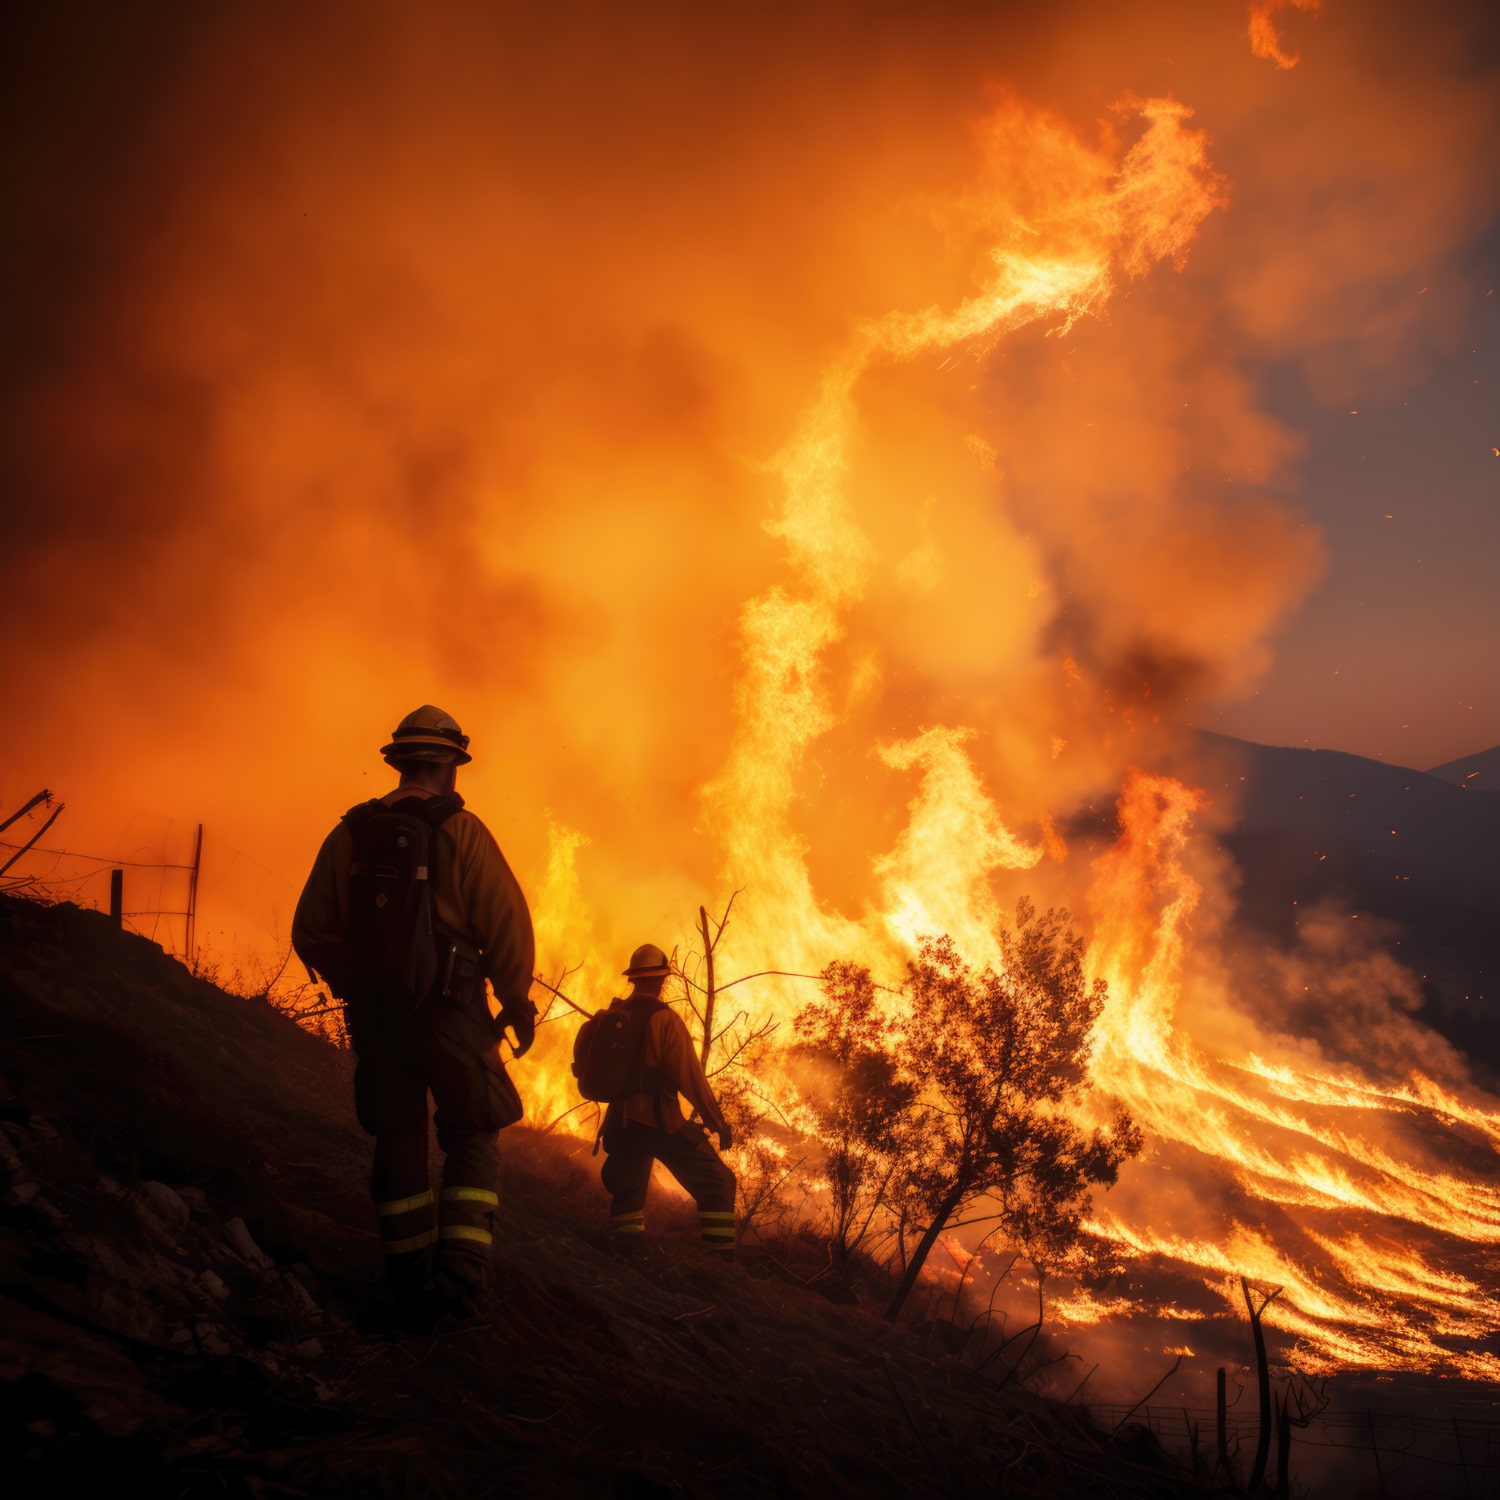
xmin=1428 ymin=745 xmax=1500 ymax=792
xmin=1165 ymin=730 xmax=1499 ymax=1068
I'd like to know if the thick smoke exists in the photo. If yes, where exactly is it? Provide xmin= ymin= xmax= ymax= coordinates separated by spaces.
xmin=4 ymin=0 xmax=1499 ymax=1374
xmin=2 ymin=3 xmax=1493 ymax=946
xmin=0 ymin=1 xmax=1494 ymax=1043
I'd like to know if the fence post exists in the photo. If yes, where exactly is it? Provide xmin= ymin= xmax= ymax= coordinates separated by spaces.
xmin=1217 ymin=1367 xmax=1230 ymax=1482
xmin=109 ymin=869 xmax=123 ymax=929
xmin=1452 ymin=1417 xmax=1469 ymax=1499
xmin=1368 ymin=1410 xmax=1385 ymax=1494
xmin=1275 ymin=1392 xmax=1291 ymax=1499
xmin=185 ymin=824 xmax=202 ymax=967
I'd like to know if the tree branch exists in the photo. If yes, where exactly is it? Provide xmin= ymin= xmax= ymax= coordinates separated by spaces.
xmin=0 ymin=801 xmax=66 ymax=878
xmin=531 ymin=973 xmax=595 ymax=1019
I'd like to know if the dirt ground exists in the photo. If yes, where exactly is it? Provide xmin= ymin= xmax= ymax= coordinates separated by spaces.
xmin=0 ymin=893 xmax=1214 ymax=1497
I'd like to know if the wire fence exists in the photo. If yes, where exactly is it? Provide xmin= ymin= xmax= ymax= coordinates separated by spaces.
xmin=1087 ymin=1400 xmax=1500 ymax=1498
xmin=1 ymin=790 xmax=203 ymax=961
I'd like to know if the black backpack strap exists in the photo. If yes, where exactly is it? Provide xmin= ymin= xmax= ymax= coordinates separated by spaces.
xmin=410 ymin=795 xmax=466 ymax=953
xmin=347 ymin=792 xmax=463 ymax=826
xmin=340 ymin=798 xmax=385 ymax=829
xmin=404 ymin=792 xmax=463 ymax=825
xmin=632 ymin=998 xmax=674 ymax=1114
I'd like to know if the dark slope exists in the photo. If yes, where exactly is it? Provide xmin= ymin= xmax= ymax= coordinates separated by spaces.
xmin=1182 ymin=731 xmax=1500 ymax=922
xmin=1169 ymin=732 xmax=1500 ymax=1062
xmin=0 ymin=895 xmax=1204 ymax=1499
xmin=1428 ymin=746 xmax=1500 ymax=792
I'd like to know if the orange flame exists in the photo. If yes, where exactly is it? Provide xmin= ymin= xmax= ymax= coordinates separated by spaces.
xmin=1248 ymin=0 xmax=1322 ymax=71
xmin=696 ymin=95 xmax=1226 ymax=986
xmin=1080 ymin=772 xmax=1500 ymax=1369
xmin=9 ymin=13 xmax=1496 ymax=1379
xmin=507 ymin=84 xmax=1500 ymax=1374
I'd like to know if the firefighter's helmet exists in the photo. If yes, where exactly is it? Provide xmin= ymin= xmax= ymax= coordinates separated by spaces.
xmin=622 ymin=942 xmax=671 ymax=979
xmin=380 ymin=705 xmax=473 ymax=765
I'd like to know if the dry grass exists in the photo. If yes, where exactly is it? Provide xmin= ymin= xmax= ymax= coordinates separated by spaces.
xmin=0 ymin=893 xmax=1211 ymax=1497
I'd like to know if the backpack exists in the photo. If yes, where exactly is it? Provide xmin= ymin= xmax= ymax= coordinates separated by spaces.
xmin=342 ymin=793 xmax=461 ymax=1005
xmin=572 ymin=998 xmax=668 ymax=1104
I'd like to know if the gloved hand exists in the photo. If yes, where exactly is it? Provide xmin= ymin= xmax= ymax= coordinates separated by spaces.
xmin=716 ymin=1121 xmax=734 ymax=1152
xmin=498 ymin=998 xmax=537 ymax=1057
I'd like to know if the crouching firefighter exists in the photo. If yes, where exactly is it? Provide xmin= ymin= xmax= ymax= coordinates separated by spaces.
xmin=572 ymin=944 xmax=737 ymax=1257
xmin=292 ymin=705 xmax=536 ymax=1323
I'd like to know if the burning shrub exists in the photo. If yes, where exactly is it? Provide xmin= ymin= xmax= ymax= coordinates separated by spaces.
xmin=795 ymin=900 xmax=1141 ymax=1321
xmin=790 ymin=962 xmax=928 ymax=1272
xmin=713 ymin=1058 xmax=815 ymax=1244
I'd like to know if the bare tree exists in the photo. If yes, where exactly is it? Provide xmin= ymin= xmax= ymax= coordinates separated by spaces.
xmin=673 ymin=890 xmax=747 ymax=1067
xmin=1241 ymin=1275 xmax=1283 ymax=1493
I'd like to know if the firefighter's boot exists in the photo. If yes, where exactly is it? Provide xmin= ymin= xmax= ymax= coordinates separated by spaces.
xmin=385 ymin=1244 xmax=432 ymax=1329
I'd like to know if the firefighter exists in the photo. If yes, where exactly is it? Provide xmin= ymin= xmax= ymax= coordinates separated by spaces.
xmin=292 ymin=705 xmax=536 ymax=1323
xmin=596 ymin=943 xmax=737 ymax=1257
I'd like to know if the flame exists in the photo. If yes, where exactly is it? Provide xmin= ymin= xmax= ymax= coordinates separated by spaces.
xmin=875 ymin=726 xmax=1043 ymax=962
xmin=9 ymin=9 xmax=1499 ymax=1382
xmin=523 ymin=818 xmax=615 ymax=1129
xmin=698 ymin=95 xmax=1225 ymax=982
xmin=1248 ymin=0 xmax=1322 ymax=71
xmin=508 ymin=84 xmax=1500 ymax=1375
xmin=450 ymin=88 xmax=1429 ymax=1373
xmin=1094 ymin=1217 xmax=1500 ymax=1376
xmin=1076 ymin=774 xmax=1500 ymax=1369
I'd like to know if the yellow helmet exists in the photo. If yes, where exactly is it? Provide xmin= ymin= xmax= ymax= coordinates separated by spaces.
xmin=380 ymin=705 xmax=473 ymax=765
xmin=622 ymin=942 xmax=671 ymax=978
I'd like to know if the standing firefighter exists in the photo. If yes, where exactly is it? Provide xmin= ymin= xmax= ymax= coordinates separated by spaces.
xmin=573 ymin=943 xmax=737 ymax=1257
xmin=292 ymin=706 xmax=536 ymax=1323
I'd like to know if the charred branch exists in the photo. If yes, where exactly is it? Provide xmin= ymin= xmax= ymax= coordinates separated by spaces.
xmin=1241 ymin=1275 xmax=1284 ymax=1493
xmin=0 ymin=789 xmax=52 ymax=835
xmin=1113 ymin=1353 xmax=1184 ymax=1435
xmin=531 ymin=972 xmax=595 ymax=1020
xmin=0 ymin=800 xmax=66 ymax=879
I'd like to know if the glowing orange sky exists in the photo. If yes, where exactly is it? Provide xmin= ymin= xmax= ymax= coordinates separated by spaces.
xmin=2 ymin=0 xmax=1496 ymax=957
xmin=4 ymin=0 xmax=1500 ymax=1377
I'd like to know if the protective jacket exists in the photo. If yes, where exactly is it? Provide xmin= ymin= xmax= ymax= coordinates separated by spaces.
xmin=600 ymin=999 xmax=735 ymax=1255
xmin=292 ymin=787 xmax=533 ymax=1012
xmin=291 ymin=784 xmax=534 ymax=1313
xmin=613 ymin=1000 xmax=726 ymax=1135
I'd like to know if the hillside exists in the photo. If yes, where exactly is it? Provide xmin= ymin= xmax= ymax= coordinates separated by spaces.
xmin=1428 ymin=746 xmax=1500 ymax=792
xmin=0 ymin=893 xmax=1206 ymax=1498
xmin=1159 ymin=732 xmax=1500 ymax=1065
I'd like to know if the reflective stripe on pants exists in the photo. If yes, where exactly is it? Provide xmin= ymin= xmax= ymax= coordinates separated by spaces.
xmin=610 ymin=1209 xmax=646 ymax=1237
xmin=699 ymin=1209 xmax=736 ymax=1251
xmin=437 ymin=1180 xmax=497 ymax=1286
xmin=376 ymin=1188 xmax=435 ymax=1217
xmin=373 ymin=1180 xmax=435 ymax=1260
xmin=600 ymin=1121 xmax=737 ymax=1246
xmin=441 ymin=1186 xmax=499 ymax=1207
